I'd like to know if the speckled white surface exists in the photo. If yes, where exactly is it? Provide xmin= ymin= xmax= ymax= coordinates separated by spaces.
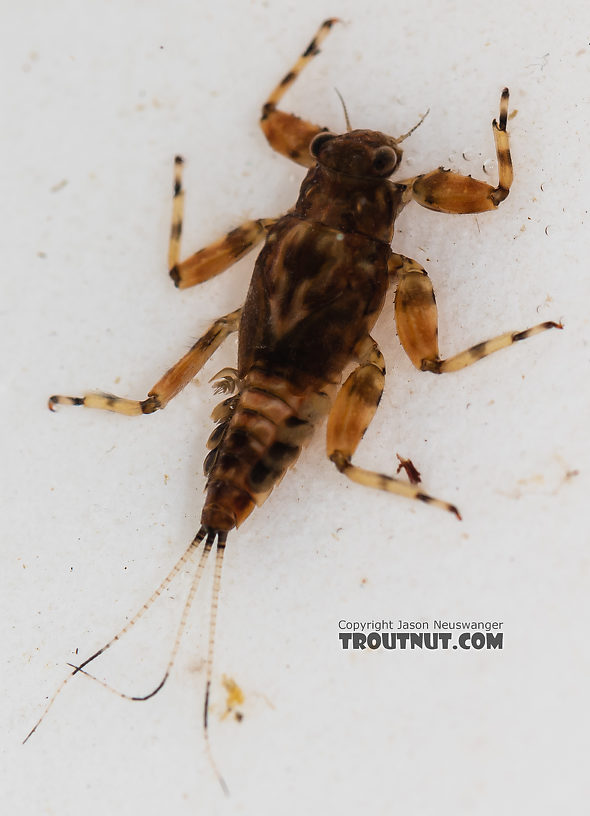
xmin=2 ymin=1 xmax=589 ymax=814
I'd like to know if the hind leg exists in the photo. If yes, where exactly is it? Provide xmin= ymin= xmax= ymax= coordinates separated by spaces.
xmin=49 ymin=308 xmax=242 ymax=416
xmin=326 ymin=335 xmax=461 ymax=518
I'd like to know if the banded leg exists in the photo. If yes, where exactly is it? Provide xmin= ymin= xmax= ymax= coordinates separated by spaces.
xmin=326 ymin=335 xmax=461 ymax=519
xmin=402 ymin=88 xmax=513 ymax=213
xmin=49 ymin=308 xmax=242 ymax=415
xmin=168 ymin=156 xmax=275 ymax=289
xmin=260 ymin=19 xmax=339 ymax=167
xmin=392 ymin=254 xmax=562 ymax=374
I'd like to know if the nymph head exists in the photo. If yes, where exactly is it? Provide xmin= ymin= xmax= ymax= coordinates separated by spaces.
xmin=309 ymin=129 xmax=403 ymax=179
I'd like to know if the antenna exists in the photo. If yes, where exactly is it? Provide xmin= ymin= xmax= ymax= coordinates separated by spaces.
xmin=334 ymin=88 xmax=352 ymax=131
xmin=396 ymin=108 xmax=430 ymax=143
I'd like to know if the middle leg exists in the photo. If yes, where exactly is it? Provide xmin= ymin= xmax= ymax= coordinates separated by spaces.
xmin=391 ymin=254 xmax=562 ymax=374
xmin=168 ymin=156 xmax=275 ymax=289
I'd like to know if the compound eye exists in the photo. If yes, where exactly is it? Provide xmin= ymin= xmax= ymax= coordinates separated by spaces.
xmin=310 ymin=131 xmax=336 ymax=159
xmin=372 ymin=146 xmax=398 ymax=175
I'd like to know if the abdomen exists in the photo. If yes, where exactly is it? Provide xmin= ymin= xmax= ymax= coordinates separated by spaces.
xmin=201 ymin=367 xmax=335 ymax=532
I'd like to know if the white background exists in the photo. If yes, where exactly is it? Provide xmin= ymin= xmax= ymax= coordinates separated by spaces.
xmin=2 ymin=1 xmax=589 ymax=814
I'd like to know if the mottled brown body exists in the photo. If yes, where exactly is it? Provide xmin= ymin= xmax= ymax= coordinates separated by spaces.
xmin=34 ymin=22 xmax=561 ymax=781
xmin=201 ymin=135 xmax=409 ymax=531
xmin=203 ymin=208 xmax=392 ymax=530
xmin=48 ymin=19 xmax=559 ymax=528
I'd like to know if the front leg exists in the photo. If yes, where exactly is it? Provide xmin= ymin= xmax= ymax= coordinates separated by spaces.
xmin=402 ymin=88 xmax=513 ymax=213
xmin=260 ymin=19 xmax=339 ymax=167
